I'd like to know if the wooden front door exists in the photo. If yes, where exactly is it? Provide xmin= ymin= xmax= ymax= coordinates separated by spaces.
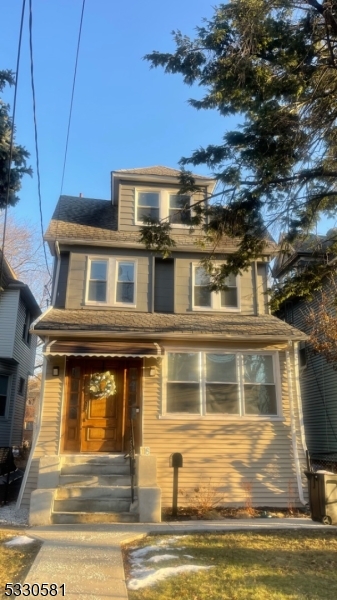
xmin=63 ymin=359 xmax=141 ymax=453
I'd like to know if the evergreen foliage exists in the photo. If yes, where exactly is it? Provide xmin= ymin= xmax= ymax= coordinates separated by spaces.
xmin=0 ymin=70 xmax=32 ymax=210
xmin=142 ymin=1 xmax=337 ymax=295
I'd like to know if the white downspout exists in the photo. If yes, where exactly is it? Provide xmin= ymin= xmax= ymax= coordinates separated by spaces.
xmin=16 ymin=352 xmax=48 ymax=509
xmin=293 ymin=342 xmax=308 ymax=455
xmin=286 ymin=348 xmax=306 ymax=505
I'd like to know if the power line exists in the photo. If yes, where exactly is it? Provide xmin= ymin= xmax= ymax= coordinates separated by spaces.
xmin=0 ymin=0 xmax=27 ymax=290
xmin=28 ymin=0 xmax=52 ymax=284
xmin=59 ymin=0 xmax=86 ymax=197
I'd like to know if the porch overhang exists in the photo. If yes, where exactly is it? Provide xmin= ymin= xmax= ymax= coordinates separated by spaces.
xmin=44 ymin=340 xmax=163 ymax=358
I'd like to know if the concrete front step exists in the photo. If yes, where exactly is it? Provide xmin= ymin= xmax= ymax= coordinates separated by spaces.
xmin=51 ymin=511 xmax=139 ymax=524
xmin=60 ymin=454 xmax=127 ymax=465
xmin=55 ymin=486 xmax=132 ymax=500
xmin=60 ymin=463 xmax=129 ymax=476
xmin=59 ymin=474 xmax=132 ymax=487
xmin=53 ymin=497 xmax=131 ymax=512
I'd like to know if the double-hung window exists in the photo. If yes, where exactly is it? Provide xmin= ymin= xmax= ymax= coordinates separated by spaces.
xmin=135 ymin=189 xmax=192 ymax=227
xmin=193 ymin=266 xmax=239 ymax=311
xmin=86 ymin=257 xmax=136 ymax=306
xmin=164 ymin=352 xmax=279 ymax=417
xmin=0 ymin=375 xmax=10 ymax=418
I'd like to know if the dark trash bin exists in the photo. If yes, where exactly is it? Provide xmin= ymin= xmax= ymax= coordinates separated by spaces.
xmin=305 ymin=470 xmax=337 ymax=525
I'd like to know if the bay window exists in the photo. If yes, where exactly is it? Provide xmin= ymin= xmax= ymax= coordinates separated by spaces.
xmin=165 ymin=352 xmax=279 ymax=417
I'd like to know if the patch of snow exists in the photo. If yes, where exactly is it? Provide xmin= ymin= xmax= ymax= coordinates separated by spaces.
xmin=146 ymin=554 xmax=178 ymax=563
xmin=128 ymin=565 xmax=213 ymax=590
xmin=184 ymin=554 xmax=194 ymax=559
xmin=130 ymin=545 xmax=173 ymax=559
xmin=157 ymin=536 xmax=187 ymax=545
xmin=0 ymin=502 xmax=29 ymax=526
xmin=5 ymin=535 xmax=34 ymax=547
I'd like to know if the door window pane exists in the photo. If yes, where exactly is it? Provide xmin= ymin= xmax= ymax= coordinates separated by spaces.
xmin=168 ymin=353 xmax=199 ymax=382
xmin=116 ymin=262 xmax=135 ymax=303
xmin=167 ymin=383 xmax=200 ymax=413
xmin=137 ymin=192 xmax=159 ymax=221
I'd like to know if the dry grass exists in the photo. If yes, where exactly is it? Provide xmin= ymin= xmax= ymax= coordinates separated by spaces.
xmin=124 ymin=530 xmax=337 ymax=600
xmin=0 ymin=528 xmax=41 ymax=598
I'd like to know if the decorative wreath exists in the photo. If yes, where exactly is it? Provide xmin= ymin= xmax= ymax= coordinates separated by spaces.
xmin=89 ymin=371 xmax=116 ymax=399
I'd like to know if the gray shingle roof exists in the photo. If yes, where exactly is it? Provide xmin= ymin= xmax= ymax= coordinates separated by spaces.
xmin=33 ymin=308 xmax=306 ymax=340
xmin=44 ymin=196 xmax=275 ymax=254
xmin=114 ymin=165 xmax=213 ymax=180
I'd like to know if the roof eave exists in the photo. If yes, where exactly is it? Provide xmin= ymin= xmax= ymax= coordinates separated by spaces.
xmin=32 ymin=328 xmax=308 ymax=342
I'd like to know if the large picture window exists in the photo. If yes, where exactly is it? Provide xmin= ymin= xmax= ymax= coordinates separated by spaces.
xmin=193 ymin=266 xmax=239 ymax=311
xmin=165 ymin=352 xmax=279 ymax=417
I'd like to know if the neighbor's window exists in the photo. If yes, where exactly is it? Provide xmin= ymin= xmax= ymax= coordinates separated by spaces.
xmin=193 ymin=266 xmax=239 ymax=310
xmin=24 ymin=421 xmax=34 ymax=430
xmin=116 ymin=262 xmax=135 ymax=304
xmin=0 ymin=375 xmax=9 ymax=418
xmin=169 ymin=194 xmax=192 ymax=225
xmin=137 ymin=192 xmax=160 ymax=222
xmin=87 ymin=260 xmax=108 ymax=302
xmin=165 ymin=352 xmax=278 ymax=417
xmin=18 ymin=377 xmax=25 ymax=396
xmin=22 ymin=309 xmax=31 ymax=345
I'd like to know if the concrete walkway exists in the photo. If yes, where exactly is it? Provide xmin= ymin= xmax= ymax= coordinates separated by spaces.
xmin=24 ymin=519 xmax=335 ymax=599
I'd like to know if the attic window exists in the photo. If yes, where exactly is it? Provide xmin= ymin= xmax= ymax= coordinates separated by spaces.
xmin=137 ymin=192 xmax=159 ymax=222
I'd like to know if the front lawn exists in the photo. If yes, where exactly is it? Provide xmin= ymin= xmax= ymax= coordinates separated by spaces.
xmin=0 ymin=528 xmax=41 ymax=598
xmin=123 ymin=530 xmax=337 ymax=600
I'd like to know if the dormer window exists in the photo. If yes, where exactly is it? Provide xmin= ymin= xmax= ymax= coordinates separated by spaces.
xmin=135 ymin=189 xmax=192 ymax=227
xmin=137 ymin=192 xmax=160 ymax=222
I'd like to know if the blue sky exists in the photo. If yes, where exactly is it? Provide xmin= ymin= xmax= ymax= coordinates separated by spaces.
xmin=1 ymin=0 xmax=225 ymax=230
xmin=1 ymin=0 xmax=333 ymax=243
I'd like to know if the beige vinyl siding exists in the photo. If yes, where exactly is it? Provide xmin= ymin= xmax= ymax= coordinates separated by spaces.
xmin=21 ymin=357 xmax=65 ymax=508
xmin=142 ymin=343 xmax=307 ymax=508
xmin=65 ymin=248 xmax=151 ymax=311
xmin=175 ymin=259 xmax=255 ymax=315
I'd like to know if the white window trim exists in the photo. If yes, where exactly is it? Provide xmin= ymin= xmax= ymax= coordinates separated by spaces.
xmin=85 ymin=256 xmax=137 ymax=308
xmin=192 ymin=263 xmax=241 ymax=312
xmin=161 ymin=350 xmax=282 ymax=420
xmin=0 ymin=374 xmax=11 ymax=420
xmin=135 ymin=188 xmax=193 ymax=228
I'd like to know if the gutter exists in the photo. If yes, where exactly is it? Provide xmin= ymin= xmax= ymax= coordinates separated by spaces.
xmin=31 ymin=328 xmax=307 ymax=342
xmin=293 ymin=342 xmax=308 ymax=455
xmin=286 ymin=349 xmax=306 ymax=506
xmin=16 ymin=348 xmax=48 ymax=509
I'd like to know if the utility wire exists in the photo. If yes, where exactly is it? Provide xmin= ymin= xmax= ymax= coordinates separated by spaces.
xmin=0 ymin=0 xmax=26 ymax=290
xmin=59 ymin=0 xmax=86 ymax=197
xmin=28 ymin=0 xmax=52 ymax=284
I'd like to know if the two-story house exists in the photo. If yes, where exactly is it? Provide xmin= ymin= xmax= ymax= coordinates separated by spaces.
xmin=0 ymin=250 xmax=41 ymax=448
xmin=20 ymin=166 xmax=308 ymax=524
xmin=273 ymin=233 xmax=337 ymax=467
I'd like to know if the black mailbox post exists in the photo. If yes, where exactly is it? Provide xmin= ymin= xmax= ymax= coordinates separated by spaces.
xmin=169 ymin=453 xmax=183 ymax=517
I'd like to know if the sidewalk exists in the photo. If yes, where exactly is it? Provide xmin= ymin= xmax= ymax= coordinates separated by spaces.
xmin=25 ymin=519 xmax=335 ymax=599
